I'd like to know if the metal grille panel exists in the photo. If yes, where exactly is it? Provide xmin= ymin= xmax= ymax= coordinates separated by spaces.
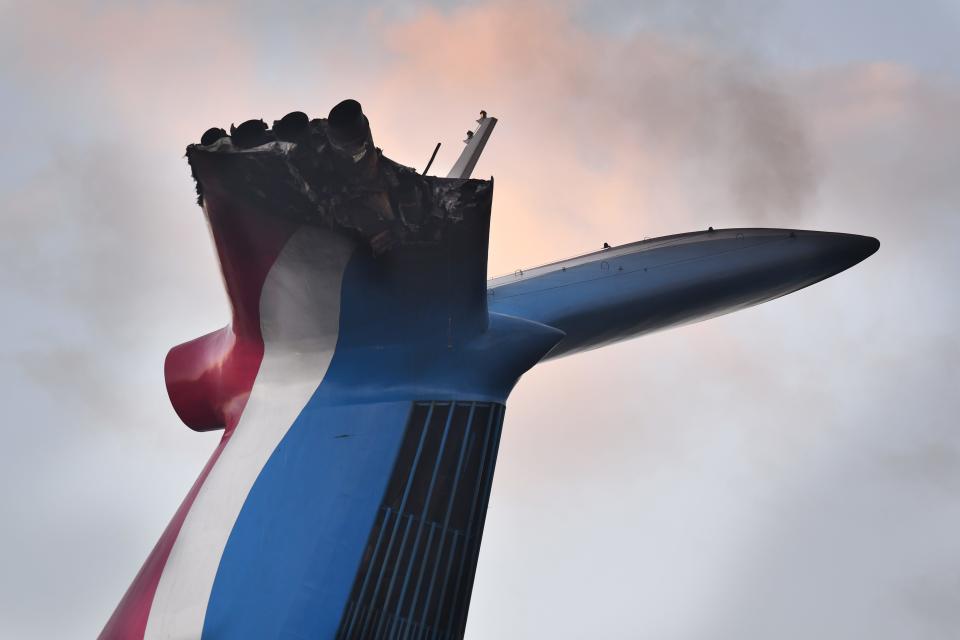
xmin=338 ymin=401 xmax=505 ymax=640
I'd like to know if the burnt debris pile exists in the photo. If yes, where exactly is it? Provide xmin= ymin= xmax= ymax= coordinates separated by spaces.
xmin=187 ymin=99 xmax=491 ymax=254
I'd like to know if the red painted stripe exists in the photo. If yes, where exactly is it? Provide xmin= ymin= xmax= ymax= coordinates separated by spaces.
xmin=99 ymin=434 xmax=229 ymax=640
xmin=165 ymin=196 xmax=301 ymax=433
xmin=101 ymin=184 xmax=301 ymax=637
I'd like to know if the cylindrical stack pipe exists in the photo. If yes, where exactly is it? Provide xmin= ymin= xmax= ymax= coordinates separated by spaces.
xmin=326 ymin=99 xmax=378 ymax=178
xmin=326 ymin=99 xmax=394 ymax=232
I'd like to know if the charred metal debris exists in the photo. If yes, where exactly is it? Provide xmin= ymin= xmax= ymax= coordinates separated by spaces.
xmin=187 ymin=99 xmax=492 ymax=254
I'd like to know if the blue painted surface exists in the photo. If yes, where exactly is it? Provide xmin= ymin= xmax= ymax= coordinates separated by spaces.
xmin=204 ymin=214 xmax=562 ymax=638
xmin=489 ymin=228 xmax=879 ymax=358
xmin=314 ymin=229 xmax=564 ymax=405
xmin=203 ymin=401 xmax=412 ymax=639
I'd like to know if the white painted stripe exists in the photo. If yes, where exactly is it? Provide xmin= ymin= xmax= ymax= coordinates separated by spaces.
xmin=144 ymin=227 xmax=356 ymax=640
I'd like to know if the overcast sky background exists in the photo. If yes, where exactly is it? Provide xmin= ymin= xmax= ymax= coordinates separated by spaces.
xmin=1 ymin=1 xmax=958 ymax=638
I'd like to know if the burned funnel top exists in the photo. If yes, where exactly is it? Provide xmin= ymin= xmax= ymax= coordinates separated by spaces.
xmin=188 ymin=99 xmax=492 ymax=255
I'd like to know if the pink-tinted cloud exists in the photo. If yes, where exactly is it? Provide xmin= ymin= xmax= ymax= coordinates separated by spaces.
xmin=11 ymin=3 xmax=255 ymax=142
xmin=364 ymin=1 xmax=818 ymax=272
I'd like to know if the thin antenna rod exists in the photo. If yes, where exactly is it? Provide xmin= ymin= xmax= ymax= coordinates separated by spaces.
xmin=422 ymin=142 xmax=441 ymax=175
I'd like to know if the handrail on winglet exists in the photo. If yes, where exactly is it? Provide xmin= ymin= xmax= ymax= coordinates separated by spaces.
xmin=447 ymin=111 xmax=497 ymax=179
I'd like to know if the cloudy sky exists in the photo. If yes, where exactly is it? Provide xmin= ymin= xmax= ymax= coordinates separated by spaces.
xmin=1 ymin=1 xmax=958 ymax=638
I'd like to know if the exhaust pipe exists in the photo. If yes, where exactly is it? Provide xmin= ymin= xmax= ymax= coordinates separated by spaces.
xmin=327 ymin=99 xmax=377 ymax=176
